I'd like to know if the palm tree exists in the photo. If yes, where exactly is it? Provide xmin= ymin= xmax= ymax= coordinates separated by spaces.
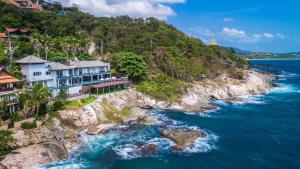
xmin=40 ymin=34 xmax=53 ymax=61
xmin=60 ymin=37 xmax=72 ymax=61
xmin=0 ymin=99 xmax=8 ymax=126
xmin=18 ymin=93 xmax=34 ymax=118
xmin=31 ymin=83 xmax=51 ymax=117
xmin=31 ymin=33 xmax=43 ymax=57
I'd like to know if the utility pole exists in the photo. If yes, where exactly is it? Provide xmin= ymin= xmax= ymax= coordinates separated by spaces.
xmin=100 ymin=39 xmax=104 ymax=55
xmin=7 ymin=32 xmax=13 ymax=68
xmin=150 ymin=37 xmax=153 ymax=51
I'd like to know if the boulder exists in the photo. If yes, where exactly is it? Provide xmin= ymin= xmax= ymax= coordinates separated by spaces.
xmin=160 ymin=129 xmax=205 ymax=151
xmin=0 ymin=142 xmax=67 ymax=169
xmin=139 ymin=116 xmax=159 ymax=125
xmin=86 ymin=124 xmax=114 ymax=135
xmin=140 ymin=144 xmax=157 ymax=156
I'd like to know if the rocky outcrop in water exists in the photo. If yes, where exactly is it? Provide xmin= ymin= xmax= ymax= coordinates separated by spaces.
xmin=160 ymin=129 xmax=205 ymax=151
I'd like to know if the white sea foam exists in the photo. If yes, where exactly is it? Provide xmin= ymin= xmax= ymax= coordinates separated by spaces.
xmin=183 ymin=132 xmax=218 ymax=153
xmin=235 ymin=95 xmax=266 ymax=105
xmin=183 ymin=111 xmax=214 ymax=118
xmin=269 ymin=83 xmax=298 ymax=94
xmin=113 ymin=144 xmax=140 ymax=160
xmin=150 ymin=110 xmax=182 ymax=126
xmin=32 ymin=158 xmax=88 ymax=169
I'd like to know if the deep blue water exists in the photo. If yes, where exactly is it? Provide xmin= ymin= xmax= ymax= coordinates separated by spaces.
xmin=39 ymin=60 xmax=300 ymax=169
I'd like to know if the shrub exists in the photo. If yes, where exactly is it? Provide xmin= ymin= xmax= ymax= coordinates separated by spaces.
xmin=0 ymin=130 xmax=13 ymax=156
xmin=21 ymin=121 xmax=37 ymax=129
xmin=11 ymin=112 xmax=22 ymax=122
xmin=53 ymin=100 xmax=65 ymax=111
xmin=49 ymin=111 xmax=59 ymax=117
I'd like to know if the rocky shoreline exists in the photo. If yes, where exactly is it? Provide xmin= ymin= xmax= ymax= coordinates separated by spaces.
xmin=0 ymin=70 xmax=275 ymax=169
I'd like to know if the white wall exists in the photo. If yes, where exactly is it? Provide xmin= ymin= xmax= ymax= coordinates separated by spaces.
xmin=68 ymin=86 xmax=82 ymax=95
xmin=27 ymin=64 xmax=52 ymax=82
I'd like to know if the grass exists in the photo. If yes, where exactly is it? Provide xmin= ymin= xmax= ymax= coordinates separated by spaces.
xmin=137 ymin=73 xmax=190 ymax=102
xmin=65 ymin=95 xmax=97 ymax=110
xmin=101 ymin=99 xmax=132 ymax=123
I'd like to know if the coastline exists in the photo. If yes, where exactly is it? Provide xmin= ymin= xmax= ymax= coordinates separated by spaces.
xmin=246 ymin=58 xmax=300 ymax=61
xmin=0 ymin=69 xmax=275 ymax=169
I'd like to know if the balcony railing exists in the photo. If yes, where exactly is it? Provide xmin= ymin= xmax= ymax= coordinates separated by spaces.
xmin=57 ymin=71 xmax=111 ymax=79
xmin=0 ymin=87 xmax=14 ymax=92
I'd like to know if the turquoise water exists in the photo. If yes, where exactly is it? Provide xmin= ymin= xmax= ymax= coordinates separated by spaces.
xmin=39 ymin=60 xmax=300 ymax=169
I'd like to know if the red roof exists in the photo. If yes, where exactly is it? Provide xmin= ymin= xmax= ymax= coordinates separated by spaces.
xmin=19 ymin=29 xmax=29 ymax=33
xmin=5 ymin=28 xmax=29 ymax=34
xmin=4 ymin=0 xmax=20 ymax=7
xmin=0 ymin=33 xmax=7 ymax=38
xmin=5 ymin=28 xmax=18 ymax=33
xmin=0 ymin=69 xmax=19 ymax=84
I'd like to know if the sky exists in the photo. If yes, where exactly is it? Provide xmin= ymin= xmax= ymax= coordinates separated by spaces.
xmin=57 ymin=0 xmax=300 ymax=53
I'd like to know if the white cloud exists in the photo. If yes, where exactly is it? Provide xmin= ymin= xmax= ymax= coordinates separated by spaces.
xmin=263 ymin=33 xmax=274 ymax=39
xmin=221 ymin=27 xmax=285 ymax=43
xmin=223 ymin=17 xmax=234 ymax=22
xmin=276 ymin=33 xmax=285 ymax=39
xmin=189 ymin=27 xmax=215 ymax=37
xmin=222 ymin=27 xmax=247 ymax=39
xmin=60 ymin=0 xmax=185 ymax=20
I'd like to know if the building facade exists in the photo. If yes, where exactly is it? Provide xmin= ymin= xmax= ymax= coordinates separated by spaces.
xmin=0 ymin=68 xmax=20 ymax=113
xmin=16 ymin=55 xmax=130 ymax=98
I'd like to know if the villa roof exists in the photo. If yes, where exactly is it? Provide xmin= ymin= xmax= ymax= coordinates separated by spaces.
xmin=0 ymin=33 xmax=7 ymax=38
xmin=48 ymin=62 xmax=71 ymax=70
xmin=0 ymin=69 xmax=19 ymax=84
xmin=69 ymin=60 xmax=110 ymax=68
xmin=15 ymin=55 xmax=49 ymax=64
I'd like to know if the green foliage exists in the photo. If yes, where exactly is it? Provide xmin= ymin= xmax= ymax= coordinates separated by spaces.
xmin=21 ymin=121 xmax=37 ymax=129
xmin=48 ymin=49 xmax=66 ymax=62
xmin=0 ymin=130 xmax=13 ymax=156
xmin=116 ymin=52 xmax=149 ymax=82
xmin=31 ymin=83 xmax=52 ymax=117
xmin=65 ymin=96 xmax=97 ymax=110
xmin=11 ymin=112 xmax=22 ymax=122
xmin=52 ymin=100 xmax=65 ymax=111
xmin=0 ymin=99 xmax=8 ymax=126
xmin=0 ymin=41 xmax=9 ymax=65
xmin=138 ymin=73 xmax=189 ymax=102
xmin=49 ymin=111 xmax=59 ymax=117
xmin=57 ymin=89 xmax=68 ymax=100
xmin=8 ymin=64 xmax=22 ymax=79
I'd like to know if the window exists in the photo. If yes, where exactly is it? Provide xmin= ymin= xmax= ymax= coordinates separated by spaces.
xmin=56 ymin=70 xmax=63 ymax=77
xmin=33 ymin=72 xmax=42 ymax=76
xmin=46 ymin=71 xmax=51 ymax=75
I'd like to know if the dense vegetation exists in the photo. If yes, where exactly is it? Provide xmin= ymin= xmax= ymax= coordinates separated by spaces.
xmin=0 ymin=130 xmax=13 ymax=156
xmin=0 ymin=1 xmax=248 ymax=101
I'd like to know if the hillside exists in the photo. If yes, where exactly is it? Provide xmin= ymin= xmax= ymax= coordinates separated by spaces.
xmin=0 ymin=1 xmax=248 ymax=101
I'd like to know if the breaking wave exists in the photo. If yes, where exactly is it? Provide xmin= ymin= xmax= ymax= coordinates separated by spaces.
xmin=269 ymin=83 xmax=299 ymax=94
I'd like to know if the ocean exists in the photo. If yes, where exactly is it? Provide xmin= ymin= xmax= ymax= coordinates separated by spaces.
xmin=38 ymin=60 xmax=300 ymax=169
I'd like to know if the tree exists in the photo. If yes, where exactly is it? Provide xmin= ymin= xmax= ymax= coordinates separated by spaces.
xmin=18 ymin=93 xmax=33 ymax=118
xmin=59 ymin=37 xmax=72 ymax=61
xmin=31 ymin=83 xmax=51 ymax=117
xmin=0 ymin=41 xmax=9 ymax=65
xmin=0 ymin=99 xmax=8 ymax=126
xmin=30 ymin=33 xmax=43 ymax=57
xmin=116 ymin=52 xmax=149 ymax=82
xmin=40 ymin=34 xmax=53 ymax=60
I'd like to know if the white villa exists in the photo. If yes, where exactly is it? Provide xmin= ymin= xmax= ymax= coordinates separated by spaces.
xmin=15 ymin=55 xmax=130 ymax=98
